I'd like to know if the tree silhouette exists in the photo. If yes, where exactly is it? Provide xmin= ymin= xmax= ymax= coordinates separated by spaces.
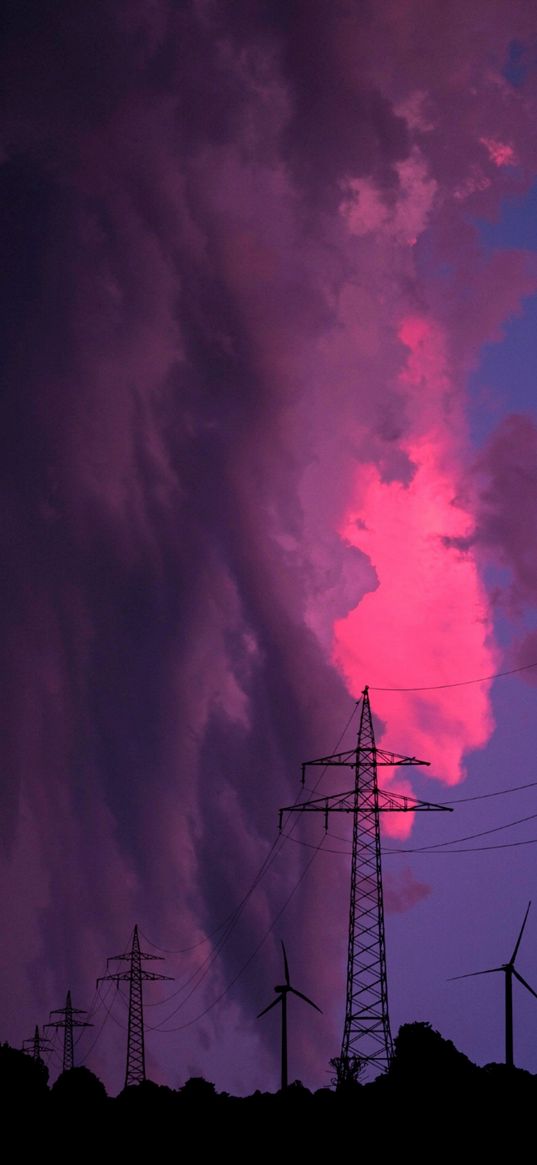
xmin=51 ymin=1066 xmax=107 ymax=1108
xmin=0 ymin=1042 xmax=49 ymax=1103
xmin=388 ymin=1022 xmax=475 ymax=1088
xmin=330 ymin=1053 xmax=365 ymax=1091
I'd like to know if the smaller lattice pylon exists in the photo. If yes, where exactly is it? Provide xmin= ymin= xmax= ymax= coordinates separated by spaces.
xmin=23 ymin=1025 xmax=53 ymax=1064
xmin=45 ymin=990 xmax=92 ymax=1073
xmin=98 ymin=924 xmax=172 ymax=1089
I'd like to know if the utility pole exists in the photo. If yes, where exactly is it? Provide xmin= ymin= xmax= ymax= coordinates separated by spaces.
xmin=279 ymin=686 xmax=452 ymax=1082
xmin=98 ymin=924 xmax=172 ymax=1088
xmin=23 ymin=1025 xmax=53 ymax=1064
xmin=46 ymin=990 xmax=92 ymax=1072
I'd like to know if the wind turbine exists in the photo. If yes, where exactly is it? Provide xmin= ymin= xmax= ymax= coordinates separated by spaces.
xmin=450 ymin=901 xmax=537 ymax=1067
xmin=257 ymin=941 xmax=322 ymax=1090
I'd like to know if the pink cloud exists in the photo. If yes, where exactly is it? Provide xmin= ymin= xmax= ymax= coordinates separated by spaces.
xmin=333 ymin=316 xmax=497 ymax=832
xmin=480 ymin=137 xmax=518 ymax=167
xmin=4 ymin=0 xmax=537 ymax=1095
xmin=342 ymin=148 xmax=438 ymax=245
xmin=384 ymin=867 xmax=431 ymax=913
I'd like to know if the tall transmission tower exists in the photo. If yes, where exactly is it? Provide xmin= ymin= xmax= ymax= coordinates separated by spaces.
xmin=46 ymin=990 xmax=92 ymax=1072
xmin=23 ymin=1025 xmax=53 ymax=1063
xmin=280 ymin=686 xmax=452 ymax=1082
xmin=98 ymin=924 xmax=172 ymax=1088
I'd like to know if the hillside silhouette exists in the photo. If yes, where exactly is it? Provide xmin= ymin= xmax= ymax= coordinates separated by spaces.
xmin=3 ymin=1022 xmax=537 ymax=1149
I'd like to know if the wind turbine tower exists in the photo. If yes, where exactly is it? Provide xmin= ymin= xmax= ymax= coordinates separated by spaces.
xmin=450 ymin=901 xmax=537 ymax=1067
xmin=258 ymin=940 xmax=321 ymax=1090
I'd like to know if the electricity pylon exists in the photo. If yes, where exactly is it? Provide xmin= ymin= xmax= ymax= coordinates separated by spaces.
xmin=46 ymin=990 xmax=92 ymax=1072
xmin=98 ymin=924 xmax=172 ymax=1088
xmin=279 ymin=685 xmax=452 ymax=1082
xmin=23 ymin=1025 xmax=53 ymax=1063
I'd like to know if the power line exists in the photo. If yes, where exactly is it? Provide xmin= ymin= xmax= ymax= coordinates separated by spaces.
xmin=439 ymin=779 xmax=537 ymax=805
xmin=95 ymin=982 xmax=128 ymax=1031
xmin=136 ymin=702 xmax=361 ymax=1027
xmin=140 ymin=700 xmax=360 ymax=962
xmin=78 ymin=982 xmax=116 ymax=1066
xmin=279 ymin=784 xmax=537 ymax=856
xmin=282 ymin=827 xmax=537 ymax=858
xmin=370 ymin=660 xmax=537 ymax=692
xmin=138 ymin=910 xmax=243 ymax=956
xmin=150 ymin=837 xmax=327 ymax=1034
xmin=141 ymin=702 xmax=534 ymax=1033
xmin=410 ymin=836 xmax=537 ymax=854
xmin=138 ymin=836 xmax=287 ymax=1021
xmin=385 ymin=811 xmax=537 ymax=853
xmin=302 ymin=778 xmax=537 ymax=809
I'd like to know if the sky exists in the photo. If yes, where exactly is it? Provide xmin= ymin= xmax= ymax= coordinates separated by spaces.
xmin=2 ymin=0 xmax=537 ymax=1095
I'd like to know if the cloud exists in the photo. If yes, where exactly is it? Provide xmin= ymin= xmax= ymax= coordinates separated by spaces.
xmin=384 ymin=867 xmax=431 ymax=914
xmin=470 ymin=414 xmax=537 ymax=607
xmin=2 ymin=0 xmax=537 ymax=1093
xmin=333 ymin=316 xmax=497 ymax=816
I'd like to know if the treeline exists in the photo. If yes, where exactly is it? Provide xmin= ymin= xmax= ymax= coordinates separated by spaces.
xmin=3 ymin=1023 xmax=536 ymax=1149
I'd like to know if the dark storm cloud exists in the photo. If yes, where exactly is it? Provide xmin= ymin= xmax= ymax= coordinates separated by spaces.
xmin=278 ymin=1 xmax=409 ymax=206
xmin=3 ymin=0 xmax=536 ymax=1093
xmin=470 ymin=414 xmax=537 ymax=608
xmin=0 ymin=1 xmax=381 ymax=1084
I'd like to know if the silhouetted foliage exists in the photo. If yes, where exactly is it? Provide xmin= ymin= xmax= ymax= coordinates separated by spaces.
xmin=277 ymin=1079 xmax=312 ymax=1108
xmin=51 ymin=1066 xmax=107 ymax=1107
xmin=330 ymin=1052 xmax=364 ymax=1092
xmin=116 ymin=1078 xmax=175 ymax=1112
xmin=0 ymin=1042 xmax=49 ymax=1102
xmin=388 ymin=1021 xmax=476 ymax=1087
xmin=2 ymin=1024 xmax=537 ymax=1143
xmin=179 ymin=1075 xmax=217 ymax=1103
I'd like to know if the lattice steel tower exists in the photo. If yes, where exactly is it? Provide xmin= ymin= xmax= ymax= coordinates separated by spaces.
xmin=280 ymin=686 xmax=451 ymax=1081
xmin=46 ymin=990 xmax=92 ymax=1072
xmin=99 ymin=924 xmax=171 ymax=1088
xmin=23 ymin=1025 xmax=52 ymax=1063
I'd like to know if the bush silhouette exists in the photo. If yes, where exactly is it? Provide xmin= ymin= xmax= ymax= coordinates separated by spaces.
xmin=0 ymin=1042 xmax=49 ymax=1103
xmin=51 ymin=1066 xmax=107 ymax=1107
xmin=389 ymin=1022 xmax=475 ymax=1086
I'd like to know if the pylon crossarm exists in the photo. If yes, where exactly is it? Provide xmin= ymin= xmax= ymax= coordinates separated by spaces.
xmin=107 ymin=950 xmax=164 ymax=964
xmin=375 ymin=749 xmax=430 ymax=767
xmin=279 ymin=788 xmax=453 ymax=826
xmin=49 ymin=1005 xmax=87 ymax=1016
xmin=23 ymin=1035 xmax=53 ymax=1054
xmin=303 ymin=748 xmax=430 ymax=770
xmin=98 ymin=970 xmax=171 ymax=986
xmin=46 ymin=1019 xmax=91 ymax=1029
xmin=97 ymin=972 xmax=131 ymax=986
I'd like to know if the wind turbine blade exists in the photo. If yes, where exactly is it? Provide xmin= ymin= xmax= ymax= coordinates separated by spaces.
xmin=281 ymin=940 xmax=290 ymax=987
xmin=510 ymin=901 xmax=531 ymax=965
xmin=513 ymin=969 xmax=537 ymax=1001
xmin=257 ymin=996 xmax=281 ymax=1019
xmin=289 ymin=986 xmax=322 ymax=1013
xmin=448 ymin=968 xmax=502 ymax=981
